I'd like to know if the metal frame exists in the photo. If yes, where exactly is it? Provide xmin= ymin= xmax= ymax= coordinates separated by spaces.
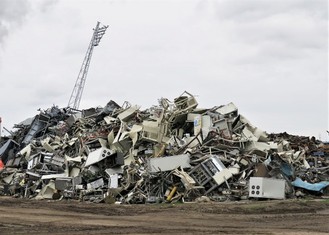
xmin=68 ymin=21 xmax=109 ymax=110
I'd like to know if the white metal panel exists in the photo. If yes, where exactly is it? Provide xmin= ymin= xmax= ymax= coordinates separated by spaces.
xmin=148 ymin=154 xmax=191 ymax=173
xmin=87 ymin=178 xmax=104 ymax=190
xmin=85 ymin=148 xmax=115 ymax=167
xmin=249 ymin=177 xmax=285 ymax=199
xmin=212 ymin=169 xmax=232 ymax=185
xmin=216 ymin=102 xmax=238 ymax=115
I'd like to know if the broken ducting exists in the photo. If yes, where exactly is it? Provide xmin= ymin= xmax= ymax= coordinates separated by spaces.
xmin=0 ymin=91 xmax=328 ymax=203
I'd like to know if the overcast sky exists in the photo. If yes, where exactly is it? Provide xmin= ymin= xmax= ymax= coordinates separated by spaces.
xmin=0 ymin=0 xmax=328 ymax=140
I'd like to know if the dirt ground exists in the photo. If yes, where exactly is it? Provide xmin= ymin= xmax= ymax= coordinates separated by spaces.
xmin=0 ymin=197 xmax=328 ymax=235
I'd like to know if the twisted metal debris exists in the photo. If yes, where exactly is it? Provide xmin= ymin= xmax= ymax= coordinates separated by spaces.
xmin=0 ymin=91 xmax=328 ymax=203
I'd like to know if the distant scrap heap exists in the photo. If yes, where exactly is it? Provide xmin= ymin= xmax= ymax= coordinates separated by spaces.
xmin=0 ymin=91 xmax=328 ymax=203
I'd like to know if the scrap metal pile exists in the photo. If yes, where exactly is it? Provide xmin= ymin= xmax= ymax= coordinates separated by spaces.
xmin=0 ymin=92 xmax=328 ymax=203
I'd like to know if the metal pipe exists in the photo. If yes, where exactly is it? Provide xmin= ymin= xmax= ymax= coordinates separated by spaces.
xmin=166 ymin=186 xmax=177 ymax=201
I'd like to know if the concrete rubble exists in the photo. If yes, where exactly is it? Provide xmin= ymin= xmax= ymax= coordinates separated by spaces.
xmin=0 ymin=91 xmax=328 ymax=204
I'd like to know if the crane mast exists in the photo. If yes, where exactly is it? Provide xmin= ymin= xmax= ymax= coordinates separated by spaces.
xmin=67 ymin=21 xmax=108 ymax=110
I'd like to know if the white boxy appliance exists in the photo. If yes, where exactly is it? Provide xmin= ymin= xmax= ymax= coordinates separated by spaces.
xmin=249 ymin=177 xmax=285 ymax=199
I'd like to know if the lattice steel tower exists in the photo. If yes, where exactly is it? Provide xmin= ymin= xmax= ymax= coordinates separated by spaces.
xmin=67 ymin=21 xmax=109 ymax=110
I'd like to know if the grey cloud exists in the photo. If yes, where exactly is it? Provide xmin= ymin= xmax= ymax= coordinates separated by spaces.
xmin=38 ymin=0 xmax=58 ymax=13
xmin=213 ymin=0 xmax=327 ymax=22
xmin=0 ymin=0 xmax=58 ymax=47
xmin=219 ymin=4 xmax=327 ymax=65
xmin=191 ymin=0 xmax=327 ymax=68
xmin=0 ymin=0 xmax=30 ymax=45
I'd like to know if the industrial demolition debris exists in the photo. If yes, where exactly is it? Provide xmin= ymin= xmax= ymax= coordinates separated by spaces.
xmin=0 ymin=91 xmax=328 ymax=204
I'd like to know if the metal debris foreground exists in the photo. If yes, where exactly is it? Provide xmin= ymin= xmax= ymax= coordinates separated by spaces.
xmin=0 ymin=91 xmax=328 ymax=203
